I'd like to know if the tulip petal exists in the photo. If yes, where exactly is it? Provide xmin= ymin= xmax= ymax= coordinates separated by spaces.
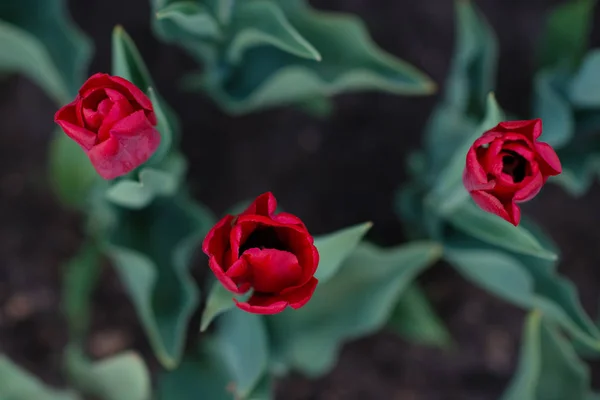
xmin=242 ymin=248 xmax=302 ymax=293
xmin=209 ymin=256 xmax=246 ymax=294
xmin=241 ymin=192 xmax=277 ymax=217
xmin=469 ymin=190 xmax=512 ymax=224
xmin=464 ymin=147 xmax=494 ymax=191
xmin=282 ymin=276 xmax=318 ymax=309
xmin=535 ymin=142 xmax=562 ymax=175
xmin=109 ymin=75 xmax=153 ymax=111
xmin=234 ymin=294 xmax=288 ymax=315
xmin=498 ymin=119 xmax=542 ymax=140
xmin=273 ymin=212 xmax=308 ymax=230
xmin=55 ymin=102 xmax=97 ymax=150
xmin=514 ymin=172 xmax=544 ymax=202
xmin=202 ymin=215 xmax=234 ymax=257
xmin=87 ymin=111 xmax=160 ymax=179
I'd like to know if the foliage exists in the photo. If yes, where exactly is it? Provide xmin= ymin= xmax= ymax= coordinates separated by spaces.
xmin=151 ymin=0 xmax=435 ymax=114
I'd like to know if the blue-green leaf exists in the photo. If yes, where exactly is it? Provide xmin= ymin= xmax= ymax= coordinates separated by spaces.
xmin=445 ymin=247 xmax=534 ymax=307
xmin=387 ymin=283 xmax=452 ymax=348
xmin=501 ymin=312 xmax=590 ymax=400
xmin=105 ymin=154 xmax=186 ymax=209
xmin=313 ymin=221 xmax=372 ymax=283
xmin=215 ymin=309 xmax=269 ymax=397
xmin=533 ymin=69 xmax=575 ymax=148
xmin=0 ymin=0 xmax=92 ymax=102
xmin=226 ymin=0 xmax=320 ymax=64
xmin=446 ymin=201 xmax=557 ymax=260
xmin=570 ymin=50 xmax=600 ymax=108
xmin=200 ymin=280 xmax=236 ymax=332
xmin=537 ymin=0 xmax=596 ymax=70
xmin=105 ymin=196 xmax=213 ymax=368
xmin=49 ymin=130 xmax=99 ymax=209
xmin=156 ymin=2 xmax=221 ymax=39
xmin=267 ymin=241 xmax=442 ymax=376
xmin=0 ymin=356 xmax=80 ymax=400
xmin=186 ymin=0 xmax=434 ymax=113
xmin=66 ymin=347 xmax=151 ymax=400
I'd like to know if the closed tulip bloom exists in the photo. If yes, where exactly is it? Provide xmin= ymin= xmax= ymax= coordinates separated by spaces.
xmin=54 ymin=73 xmax=160 ymax=179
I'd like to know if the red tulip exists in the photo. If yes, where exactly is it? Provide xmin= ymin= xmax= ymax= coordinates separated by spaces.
xmin=463 ymin=119 xmax=561 ymax=226
xmin=203 ymin=193 xmax=319 ymax=315
xmin=54 ymin=73 xmax=160 ymax=180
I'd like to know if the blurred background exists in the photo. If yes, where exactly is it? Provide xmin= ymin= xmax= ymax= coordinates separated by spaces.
xmin=2 ymin=0 xmax=600 ymax=399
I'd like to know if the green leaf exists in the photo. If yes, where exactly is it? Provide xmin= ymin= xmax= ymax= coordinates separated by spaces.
xmin=49 ymin=130 xmax=99 ymax=209
xmin=148 ymin=87 xmax=174 ymax=164
xmin=537 ymin=0 xmax=596 ymax=70
xmin=445 ymin=233 xmax=600 ymax=353
xmin=105 ymin=154 xmax=186 ymax=209
xmin=105 ymin=196 xmax=212 ymax=368
xmin=446 ymin=201 xmax=557 ymax=261
xmin=570 ymin=50 xmax=600 ymax=108
xmin=533 ymin=69 xmax=574 ymax=148
xmin=443 ymin=0 xmax=498 ymax=114
xmin=227 ymin=0 xmax=320 ymax=64
xmin=387 ymin=283 xmax=452 ymax=348
xmin=112 ymin=25 xmax=153 ymax=92
xmin=187 ymin=0 xmax=435 ymax=113
xmin=445 ymin=247 xmax=534 ymax=307
xmin=313 ymin=221 xmax=373 ymax=283
xmin=66 ymin=348 xmax=151 ymax=400
xmin=246 ymin=374 xmax=273 ymax=400
xmin=62 ymin=242 xmax=102 ymax=340
xmin=200 ymin=280 xmax=236 ymax=332
xmin=428 ymin=93 xmax=503 ymax=213
xmin=0 ymin=0 xmax=92 ymax=102
xmin=155 ymin=2 xmax=221 ymax=39
xmin=157 ymin=344 xmax=232 ymax=400
xmin=267 ymin=241 xmax=442 ymax=376
xmin=552 ymin=150 xmax=600 ymax=196
xmin=0 ymin=355 xmax=80 ymax=400
xmin=111 ymin=26 xmax=180 ymax=152
xmin=501 ymin=312 xmax=590 ymax=400
xmin=215 ymin=309 xmax=269 ymax=398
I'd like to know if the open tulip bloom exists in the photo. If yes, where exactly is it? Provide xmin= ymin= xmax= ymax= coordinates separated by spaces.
xmin=463 ymin=119 xmax=562 ymax=226
xmin=203 ymin=192 xmax=319 ymax=314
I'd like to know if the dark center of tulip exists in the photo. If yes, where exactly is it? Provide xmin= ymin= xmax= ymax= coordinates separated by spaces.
xmin=240 ymin=227 xmax=289 ymax=254
xmin=501 ymin=150 xmax=527 ymax=183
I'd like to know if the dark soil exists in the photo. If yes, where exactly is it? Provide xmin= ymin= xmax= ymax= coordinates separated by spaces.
xmin=2 ymin=0 xmax=600 ymax=399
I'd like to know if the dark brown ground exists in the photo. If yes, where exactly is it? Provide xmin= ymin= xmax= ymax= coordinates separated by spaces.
xmin=2 ymin=0 xmax=600 ymax=399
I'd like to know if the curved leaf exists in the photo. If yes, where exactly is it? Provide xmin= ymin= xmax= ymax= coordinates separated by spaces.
xmin=49 ymin=130 xmax=99 ymax=209
xmin=200 ymin=280 xmax=236 ymax=332
xmin=313 ymin=221 xmax=372 ymax=283
xmin=66 ymin=348 xmax=151 ymax=400
xmin=0 ymin=356 xmax=80 ymax=400
xmin=445 ymin=247 xmax=534 ymax=307
xmin=215 ymin=309 xmax=269 ymax=397
xmin=156 ymin=2 xmax=221 ymax=39
xmin=188 ymin=0 xmax=434 ymax=113
xmin=105 ymin=154 xmax=186 ymax=209
xmin=105 ymin=196 xmax=212 ymax=368
xmin=227 ymin=0 xmax=320 ymax=64
xmin=502 ymin=312 xmax=590 ymax=400
xmin=446 ymin=201 xmax=557 ymax=261
xmin=388 ymin=283 xmax=452 ymax=348
xmin=267 ymin=241 xmax=442 ymax=376
xmin=533 ymin=69 xmax=574 ymax=148
xmin=537 ymin=0 xmax=596 ymax=70
xmin=0 ymin=0 xmax=92 ymax=102
xmin=570 ymin=50 xmax=600 ymax=108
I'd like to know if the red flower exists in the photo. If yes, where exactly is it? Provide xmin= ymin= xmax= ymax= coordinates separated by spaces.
xmin=463 ymin=119 xmax=561 ymax=226
xmin=203 ymin=192 xmax=319 ymax=315
xmin=54 ymin=73 xmax=160 ymax=180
